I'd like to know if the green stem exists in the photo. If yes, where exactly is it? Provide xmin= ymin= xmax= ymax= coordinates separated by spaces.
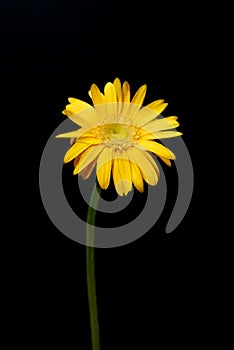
xmin=86 ymin=182 xmax=101 ymax=350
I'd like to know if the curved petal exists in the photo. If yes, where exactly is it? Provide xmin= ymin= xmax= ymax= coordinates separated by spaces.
xmin=104 ymin=82 xmax=117 ymax=103
xmin=74 ymin=155 xmax=80 ymax=167
xmin=78 ymin=158 xmax=97 ymax=179
xmin=129 ymin=160 xmax=144 ymax=192
xmin=112 ymin=150 xmax=132 ymax=196
xmin=74 ymin=144 xmax=105 ymax=174
xmin=152 ymin=131 xmax=182 ymax=139
xmin=56 ymin=126 xmax=101 ymax=139
xmin=113 ymin=78 xmax=123 ymax=116
xmin=68 ymin=98 xmax=92 ymax=109
xmin=137 ymin=139 xmax=176 ymax=160
xmin=127 ymin=84 xmax=147 ymax=119
xmin=113 ymin=78 xmax=122 ymax=102
xmin=131 ymin=84 xmax=147 ymax=106
xmin=140 ymin=130 xmax=182 ymax=140
xmin=64 ymin=141 xmax=93 ymax=163
xmin=97 ymin=147 xmax=113 ymax=189
xmin=90 ymin=84 xmax=104 ymax=105
xmin=104 ymin=82 xmax=117 ymax=117
xmin=122 ymin=81 xmax=130 ymax=103
xmin=133 ymin=102 xmax=168 ymax=126
xmin=56 ymin=129 xmax=83 ymax=139
xmin=63 ymin=105 xmax=100 ymax=127
xmin=73 ymin=146 xmax=98 ymax=178
xmin=159 ymin=156 xmax=172 ymax=167
xmin=142 ymin=116 xmax=179 ymax=133
xmin=143 ymin=152 xmax=160 ymax=176
xmin=131 ymin=99 xmax=164 ymax=124
xmin=127 ymin=147 xmax=158 ymax=186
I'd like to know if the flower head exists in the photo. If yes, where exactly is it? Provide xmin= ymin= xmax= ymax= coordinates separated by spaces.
xmin=56 ymin=78 xmax=182 ymax=196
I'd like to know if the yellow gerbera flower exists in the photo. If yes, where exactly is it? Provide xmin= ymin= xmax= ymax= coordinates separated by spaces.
xmin=56 ymin=78 xmax=182 ymax=196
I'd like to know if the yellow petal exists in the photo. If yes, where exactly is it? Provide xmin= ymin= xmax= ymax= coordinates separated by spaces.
xmin=90 ymin=84 xmax=104 ymax=105
xmin=78 ymin=158 xmax=97 ymax=179
xmin=56 ymin=129 xmax=83 ymax=139
xmin=159 ymin=156 xmax=172 ymax=167
xmin=112 ymin=150 xmax=132 ymax=196
xmin=97 ymin=147 xmax=113 ymax=189
xmin=131 ymin=99 xmax=164 ymax=123
xmin=89 ymin=89 xmax=105 ymax=101
xmin=142 ymin=117 xmax=179 ymax=133
xmin=64 ymin=104 xmax=81 ymax=115
xmin=73 ymin=145 xmax=93 ymax=173
xmin=103 ymin=82 xmax=117 ymax=117
xmin=119 ymin=150 xmax=132 ymax=185
xmin=78 ymin=128 xmax=101 ymax=139
xmin=104 ymin=82 xmax=117 ymax=103
xmin=151 ymin=131 xmax=182 ymax=139
xmin=140 ymin=130 xmax=182 ymax=140
xmin=63 ymin=98 xmax=91 ymax=115
xmin=74 ymin=155 xmax=80 ymax=167
xmin=68 ymin=98 xmax=92 ymax=109
xmin=127 ymin=148 xmax=158 ymax=186
xmin=62 ymin=109 xmax=71 ymax=116
xmin=143 ymin=151 xmax=160 ymax=176
xmin=129 ymin=161 xmax=144 ymax=192
xmin=63 ymin=105 xmax=99 ymax=127
xmin=113 ymin=78 xmax=122 ymax=102
xmin=64 ymin=141 xmax=93 ymax=163
xmin=144 ymin=99 xmax=165 ymax=111
xmin=62 ymin=101 xmax=93 ymax=125
xmin=127 ymin=84 xmax=147 ymax=120
xmin=137 ymin=139 xmax=176 ymax=159
xmin=113 ymin=78 xmax=123 ymax=116
xmin=74 ymin=144 xmax=105 ymax=173
xmin=134 ymin=102 xmax=168 ymax=126
xmin=131 ymin=84 xmax=147 ymax=106
xmin=73 ymin=146 xmax=97 ymax=178
xmin=120 ymin=82 xmax=131 ymax=118
xmin=122 ymin=81 xmax=130 ymax=102
xmin=56 ymin=127 xmax=98 ymax=139
xmin=146 ymin=101 xmax=168 ymax=115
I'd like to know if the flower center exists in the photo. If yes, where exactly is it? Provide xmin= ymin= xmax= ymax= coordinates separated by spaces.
xmin=94 ymin=122 xmax=141 ymax=150
xmin=104 ymin=123 xmax=129 ymax=140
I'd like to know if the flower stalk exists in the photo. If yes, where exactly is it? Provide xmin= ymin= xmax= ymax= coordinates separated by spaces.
xmin=86 ymin=182 xmax=101 ymax=350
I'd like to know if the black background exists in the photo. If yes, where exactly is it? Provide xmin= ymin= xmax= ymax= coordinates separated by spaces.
xmin=1 ymin=1 xmax=222 ymax=349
